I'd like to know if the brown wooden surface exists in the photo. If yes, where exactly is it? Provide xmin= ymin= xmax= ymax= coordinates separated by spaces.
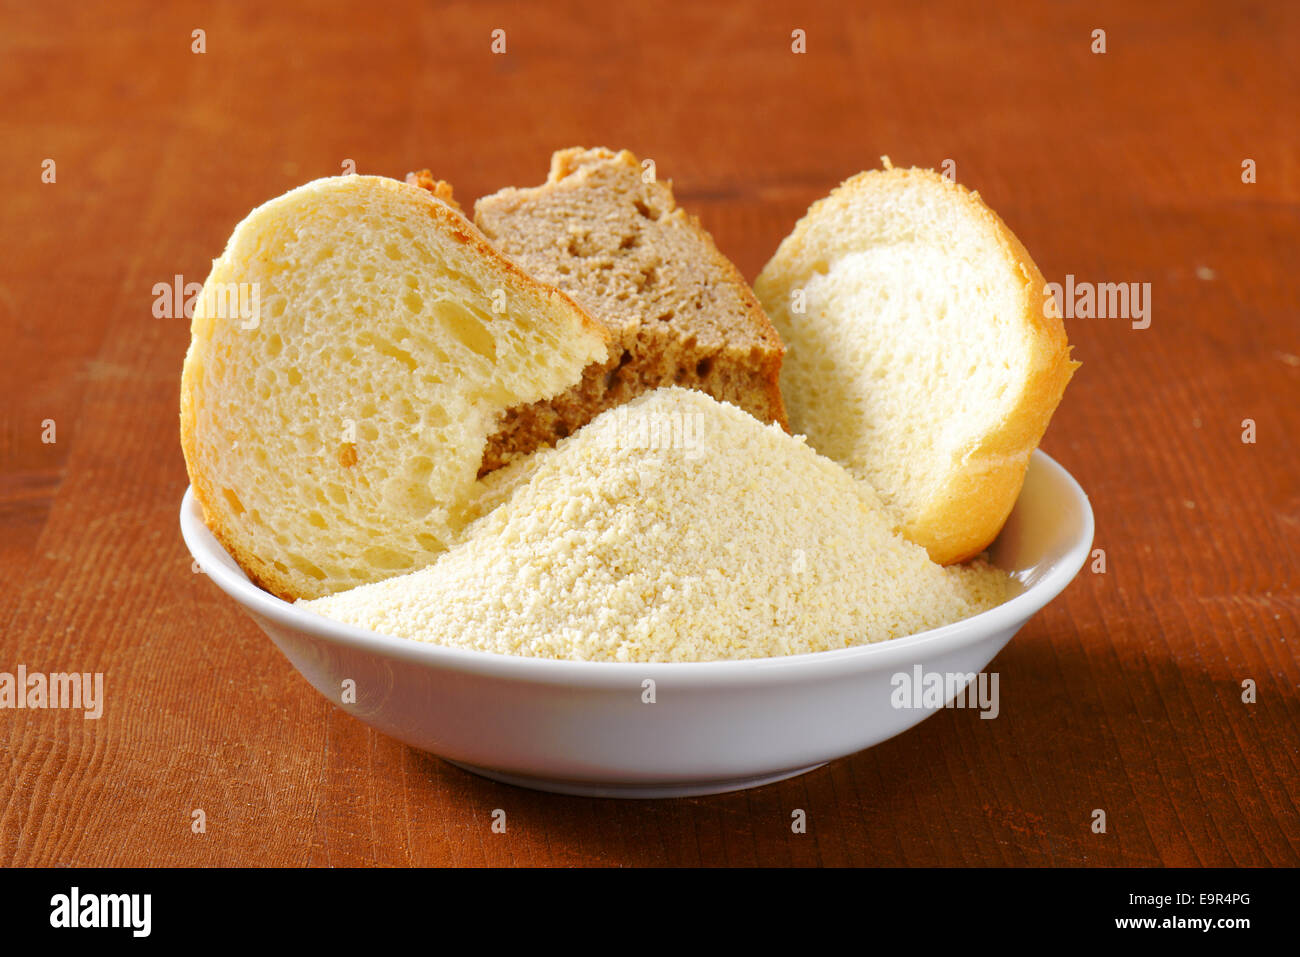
xmin=1 ymin=0 xmax=1297 ymax=867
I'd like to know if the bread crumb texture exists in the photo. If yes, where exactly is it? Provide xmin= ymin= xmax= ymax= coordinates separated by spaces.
xmin=300 ymin=388 xmax=1013 ymax=662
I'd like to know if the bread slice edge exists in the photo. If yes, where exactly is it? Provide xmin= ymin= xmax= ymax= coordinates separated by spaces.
xmin=757 ymin=165 xmax=1078 ymax=564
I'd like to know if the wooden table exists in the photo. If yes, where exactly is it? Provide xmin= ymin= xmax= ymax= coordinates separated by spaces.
xmin=1 ymin=0 xmax=1296 ymax=867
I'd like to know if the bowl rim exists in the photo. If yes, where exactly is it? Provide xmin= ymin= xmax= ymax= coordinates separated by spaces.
xmin=180 ymin=449 xmax=1093 ymax=686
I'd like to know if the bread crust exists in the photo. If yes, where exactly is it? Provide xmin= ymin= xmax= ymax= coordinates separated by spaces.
xmin=404 ymin=170 xmax=461 ymax=210
xmin=180 ymin=175 xmax=610 ymax=600
xmin=756 ymin=165 xmax=1077 ymax=565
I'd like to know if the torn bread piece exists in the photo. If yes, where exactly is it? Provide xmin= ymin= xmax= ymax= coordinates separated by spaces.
xmin=181 ymin=174 xmax=610 ymax=600
xmin=755 ymin=163 xmax=1077 ymax=564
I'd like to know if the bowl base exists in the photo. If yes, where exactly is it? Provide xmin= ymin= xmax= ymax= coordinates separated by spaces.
xmin=442 ymin=759 xmax=830 ymax=798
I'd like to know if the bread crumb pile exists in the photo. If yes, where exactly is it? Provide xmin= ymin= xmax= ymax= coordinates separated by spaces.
xmin=300 ymin=388 xmax=1013 ymax=662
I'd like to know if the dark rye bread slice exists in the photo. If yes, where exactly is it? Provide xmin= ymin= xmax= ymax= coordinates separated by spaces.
xmin=413 ymin=148 xmax=787 ymax=471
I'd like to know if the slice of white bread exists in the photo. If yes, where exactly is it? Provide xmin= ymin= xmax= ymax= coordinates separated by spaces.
xmin=301 ymin=388 xmax=1012 ymax=662
xmin=181 ymin=175 xmax=610 ymax=600
xmin=464 ymin=147 xmax=787 ymax=471
xmin=754 ymin=163 xmax=1078 ymax=565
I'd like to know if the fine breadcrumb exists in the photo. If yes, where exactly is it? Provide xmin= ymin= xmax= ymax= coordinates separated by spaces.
xmin=300 ymin=388 xmax=1014 ymax=662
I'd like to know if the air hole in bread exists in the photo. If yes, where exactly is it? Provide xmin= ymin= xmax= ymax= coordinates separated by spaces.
xmin=415 ymin=533 xmax=443 ymax=551
xmin=222 ymin=487 xmax=246 ymax=516
xmin=604 ymin=350 xmax=633 ymax=389
xmin=288 ymin=555 xmax=327 ymax=580
xmin=438 ymin=301 xmax=497 ymax=362
xmin=357 ymin=331 xmax=418 ymax=372
xmin=362 ymin=545 xmax=416 ymax=571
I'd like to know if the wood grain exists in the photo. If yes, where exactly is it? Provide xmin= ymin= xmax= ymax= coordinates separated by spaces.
xmin=0 ymin=0 xmax=1296 ymax=866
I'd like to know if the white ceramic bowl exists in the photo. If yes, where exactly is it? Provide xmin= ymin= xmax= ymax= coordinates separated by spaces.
xmin=180 ymin=450 xmax=1093 ymax=798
